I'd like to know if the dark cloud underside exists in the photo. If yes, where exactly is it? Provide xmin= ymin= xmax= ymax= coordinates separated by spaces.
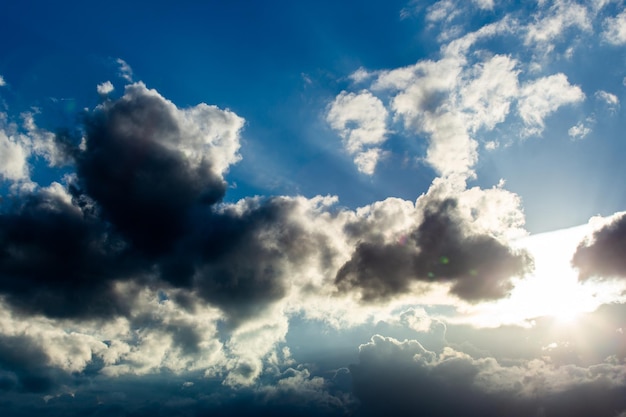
xmin=572 ymin=213 xmax=626 ymax=281
xmin=336 ymin=199 xmax=532 ymax=302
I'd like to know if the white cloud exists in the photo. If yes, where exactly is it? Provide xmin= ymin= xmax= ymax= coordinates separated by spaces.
xmin=109 ymin=82 xmax=245 ymax=176
xmin=353 ymin=148 xmax=385 ymax=175
xmin=603 ymin=10 xmax=626 ymax=44
xmin=0 ymin=75 xmax=5 ymax=86
xmin=595 ymin=89 xmax=620 ymax=112
xmin=518 ymin=73 xmax=585 ymax=136
xmin=472 ymin=0 xmax=494 ymax=10
xmin=568 ymin=121 xmax=592 ymax=139
xmin=97 ymin=80 xmax=114 ymax=95
xmin=0 ymin=130 xmax=30 ymax=182
xmin=426 ymin=0 xmax=459 ymax=23
xmin=116 ymin=58 xmax=134 ymax=82
xmin=461 ymin=55 xmax=520 ymax=131
xmin=525 ymin=0 xmax=592 ymax=48
xmin=326 ymin=90 xmax=389 ymax=175
xmin=349 ymin=67 xmax=374 ymax=84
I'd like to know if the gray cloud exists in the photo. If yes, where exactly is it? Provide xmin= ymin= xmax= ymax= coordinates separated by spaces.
xmin=572 ymin=213 xmax=626 ymax=281
xmin=350 ymin=334 xmax=626 ymax=417
xmin=336 ymin=198 xmax=532 ymax=302
xmin=0 ymin=186 xmax=140 ymax=319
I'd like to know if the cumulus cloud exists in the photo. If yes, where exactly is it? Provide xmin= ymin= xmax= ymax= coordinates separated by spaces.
xmin=326 ymin=90 xmax=389 ymax=174
xmin=350 ymin=334 xmax=626 ymax=417
xmin=0 ymin=130 xmax=30 ymax=182
xmin=96 ymin=80 xmax=114 ymax=96
xmin=0 ymin=75 xmax=5 ymax=86
xmin=572 ymin=212 xmax=626 ymax=281
xmin=517 ymin=73 xmax=585 ymax=136
xmin=336 ymin=197 xmax=532 ymax=303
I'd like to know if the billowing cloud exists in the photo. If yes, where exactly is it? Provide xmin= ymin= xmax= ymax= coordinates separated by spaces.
xmin=350 ymin=334 xmax=626 ymax=417
xmin=0 ymin=183 xmax=139 ymax=318
xmin=74 ymin=82 xmax=243 ymax=254
xmin=336 ymin=197 xmax=532 ymax=303
xmin=326 ymin=90 xmax=389 ymax=175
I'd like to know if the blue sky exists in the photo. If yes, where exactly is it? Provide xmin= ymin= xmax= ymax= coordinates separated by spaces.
xmin=1 ymin=1 xmax=626 ymax=416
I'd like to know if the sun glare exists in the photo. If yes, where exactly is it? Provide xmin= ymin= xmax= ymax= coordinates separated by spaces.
xmin=461 ymin=224 xmax=626 ymax=328
xmin=510 ymin=225 xmax=597 ymax=323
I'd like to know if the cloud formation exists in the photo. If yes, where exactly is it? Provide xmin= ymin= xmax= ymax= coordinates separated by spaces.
xmin=350 ymin=334 xmax=626 ymax=417
xmin=572 ymin=212 xmax=626 ymax=281
xmin=336 ymin=197 xmax=532 ymax=303
xmin=327 ymin=90 xmax=389 ymax=175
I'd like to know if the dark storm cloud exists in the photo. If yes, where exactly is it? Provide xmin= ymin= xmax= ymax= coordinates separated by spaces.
xmin=349 ymin=335 xmax=626 ymax=417
xmin=162 ymin=197 xmax=336 ymax=325
xmin=336 ymin=198 xmax=532 ymax=302
xmin=0 ymin=334 xmax=69 ymax=393
xmin=0 ymin=187 xmax=139 ymax=318
xmin=1 ymin=84 xmax=337 ymax=324
xmin=74 ymin=85 xmax=226 ymax=255
xmin=572 ymin=213 xmax=626 ymax=281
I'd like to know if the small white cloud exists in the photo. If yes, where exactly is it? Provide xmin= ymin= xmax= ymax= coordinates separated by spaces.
xmin=602 ymin=10 xmax=626 ymax=45
xmin=326 ymin=90 xmax=388 ymax=175
xmin=472 ymin=0 xmax=494 ymax=10
xmin=426 ymin=0 xmax=459 ymax=23
xmin=349 ymin=67 xmax=373 ymax=84
xmin=518 ymin=73 xmax=585 ymax=136
xmin=568 ymin=121 xmax=592 ymax=140
xmin=595 ymin=90 xmax=620 ymax=111
xmin=485 ymin=141 xmax=499 ymax=150
xmin=116 ymin=58 xmax=134 ymax=82
xmin=0 ymin=75 xmax=5 ymax=86
xmin=0 ymin=130 xmax=30 ymax=182
xmin=354 ymin=148 xmax=385 ymax=175
xmin=97 ymin=81 xmax=115 ymax=96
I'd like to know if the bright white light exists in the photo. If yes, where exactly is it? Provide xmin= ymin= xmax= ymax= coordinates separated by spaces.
xmin=454 ymin=224 xmax=626 ymax=328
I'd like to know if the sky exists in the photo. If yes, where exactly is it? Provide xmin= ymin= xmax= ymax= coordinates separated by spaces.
xmin=1 ymin=0 xmax=626 ymax=416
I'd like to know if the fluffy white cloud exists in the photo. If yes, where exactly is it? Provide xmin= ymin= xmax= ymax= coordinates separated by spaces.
xmin=518 ymin=73 xmax=585 ymax=136
xmin=326 ymin=90 xmax=389 ymax=175
xmin=0 ymin=75 xmax=5 ymax=86
xmin=603 ymin=10 xmax=626 ymax=44
xmin=0 ymin=130 xmax=30 ymax=182
xmin=106 ymin=82 xmax=245 ymax=176
xmin=97 ymin=80 xmax=115 ymax=95
xmin=460 ymin=55 xmax=520 ymax=132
